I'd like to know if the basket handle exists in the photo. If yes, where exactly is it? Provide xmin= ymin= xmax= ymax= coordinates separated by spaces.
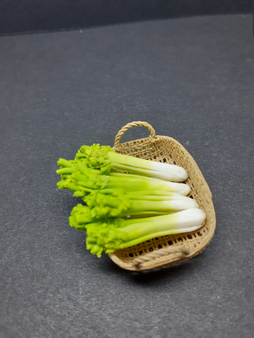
xmin=132 ymin=246 xmax=190 ymax=269
xmin=114 ymin=121 xmax=156 ymax=148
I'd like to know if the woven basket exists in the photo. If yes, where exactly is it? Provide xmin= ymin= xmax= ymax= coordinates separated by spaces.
xmin=109 ymin=121 xmax=216 ymax=271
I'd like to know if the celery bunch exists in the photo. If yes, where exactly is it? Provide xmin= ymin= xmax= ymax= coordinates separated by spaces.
xmin=56 ymin=144 xmax=206 ymax=257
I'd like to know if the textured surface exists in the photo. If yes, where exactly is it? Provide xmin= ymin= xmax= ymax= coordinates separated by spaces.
xmin=0 ymin=15 xmax=253 ymax=338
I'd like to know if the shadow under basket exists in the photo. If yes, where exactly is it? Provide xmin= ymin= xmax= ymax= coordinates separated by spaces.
xmin=108 ymin=121 xmax=216 ymax=271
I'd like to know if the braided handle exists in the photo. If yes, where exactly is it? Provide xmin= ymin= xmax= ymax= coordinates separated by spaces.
xmin=132 ymin=246 xmax=190 ymax=269
xmin=114 ymin=121 xmax=156 ymax=148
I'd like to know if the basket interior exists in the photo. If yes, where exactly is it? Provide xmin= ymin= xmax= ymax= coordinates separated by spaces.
xmin=110 ymin=135 xmax=215 ymax=269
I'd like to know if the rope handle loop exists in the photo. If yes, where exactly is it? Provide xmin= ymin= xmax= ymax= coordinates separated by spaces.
xmin=114 ymin=121 xmax=156 ymax=148
xmin=132 ymin=246 xmax=190 ymax=269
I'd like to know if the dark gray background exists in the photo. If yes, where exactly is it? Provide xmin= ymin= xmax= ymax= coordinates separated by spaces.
xmin=0 ymin=14 xmax=253 ymax=338
xmin=0 ymin=0 xmax=252 ymax=35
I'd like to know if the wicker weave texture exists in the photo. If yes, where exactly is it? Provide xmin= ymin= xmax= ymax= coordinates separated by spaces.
xmin=109 ymin=122 xmax=216 ymax=271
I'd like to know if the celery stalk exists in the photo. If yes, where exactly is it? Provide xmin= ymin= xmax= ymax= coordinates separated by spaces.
xmin=75 ymin=144 xmax=188 ymax=182
xmin=85 ymin=209 xmax=206 ymax=257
